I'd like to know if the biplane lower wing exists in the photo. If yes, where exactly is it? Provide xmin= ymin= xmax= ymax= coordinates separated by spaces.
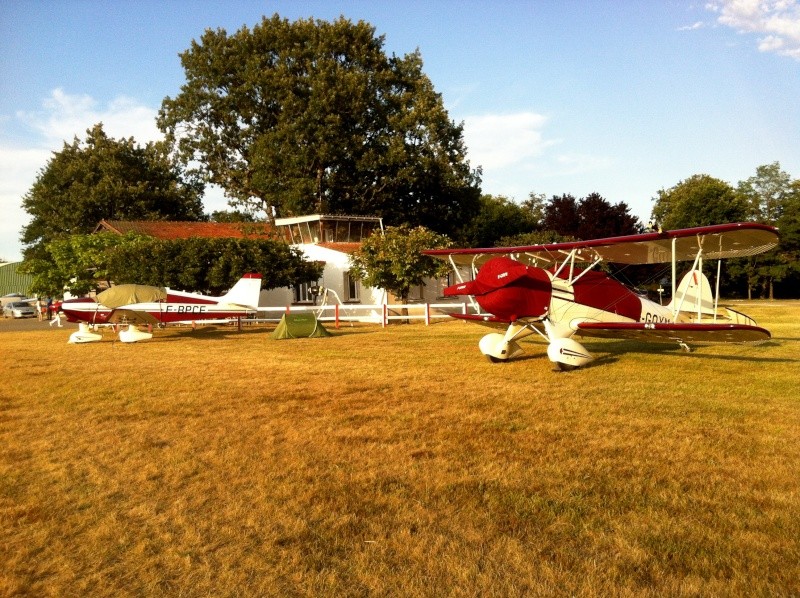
xmin=451 ymin=313 xmax=511 ymax=326
xmin=450 ymin=313 xmax=547 ymax=333
xmin=576 ymin=321 xmax=771 ymax=344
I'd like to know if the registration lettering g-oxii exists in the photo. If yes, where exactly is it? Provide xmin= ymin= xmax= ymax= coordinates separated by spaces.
xmin=643 ymin=312 xmax=670 ymax=324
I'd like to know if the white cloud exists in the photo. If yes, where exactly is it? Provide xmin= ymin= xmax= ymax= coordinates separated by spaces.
xmin=462 ymin=112 xmax=556 ymax=170
xmin=459 ymin=111 xmax=616 ymax=202
xmin=677 ymin=21 xmax=706 ymax=31
xmin=706 ymin=0 xmax=800 ymax=60
xmin=0 ymin=89 xmax=165 ymax=262
xmin=16 ymin=88 xmax=162 ymax=145
xmin=553 ymin=153 xmax=614 ymax=175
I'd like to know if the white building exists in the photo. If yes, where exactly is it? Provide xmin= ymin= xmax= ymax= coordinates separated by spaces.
xmin=260 ymin=214 xmax=453 ymax=309
xmin=95 ymin=215 xmax=458 ymax=313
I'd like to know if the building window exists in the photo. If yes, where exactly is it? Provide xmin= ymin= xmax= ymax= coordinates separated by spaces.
xmin=443 ymin=272 xmax=457 ymax=297
xmin=344 ymin=271 xmax=361 ymax=302
xmin=293 ymin=280 xmax=321 ymax=304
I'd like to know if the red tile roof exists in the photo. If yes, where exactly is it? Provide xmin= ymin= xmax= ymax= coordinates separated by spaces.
xmin=95 ymin=220 xmax=276 ymax=240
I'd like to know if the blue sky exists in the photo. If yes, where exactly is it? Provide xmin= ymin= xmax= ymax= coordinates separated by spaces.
xmin=2 ymin=0 xmax=799 ymax=262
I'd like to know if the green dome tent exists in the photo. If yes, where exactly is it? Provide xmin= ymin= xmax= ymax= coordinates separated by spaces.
xmin=271 ymin=313 xmax=332 ymax=339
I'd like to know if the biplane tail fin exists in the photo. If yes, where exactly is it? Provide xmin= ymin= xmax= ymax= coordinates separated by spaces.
xmin=218 ymin=273 xmax=262 ymax=309
xmin=668 ymin=269 xmax=716 ymax=317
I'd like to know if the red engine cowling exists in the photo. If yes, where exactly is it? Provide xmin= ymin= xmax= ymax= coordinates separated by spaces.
xmin=444 ymin=257 xmax=552 ymax=321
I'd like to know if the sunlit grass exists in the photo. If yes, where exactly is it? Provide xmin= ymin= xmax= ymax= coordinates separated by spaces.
xmin=1 ymin=302 xmax=799 ymax=596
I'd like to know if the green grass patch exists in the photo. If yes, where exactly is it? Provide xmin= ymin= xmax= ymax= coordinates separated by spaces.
xmin=1 ymin=302 xmax=799 ymax=596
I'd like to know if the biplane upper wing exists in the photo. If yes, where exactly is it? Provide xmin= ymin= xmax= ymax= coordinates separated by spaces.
xmin=424 ymin=222 xmax=779 ymax=267
xmin=575 ymin=321 xmax=771 ymax=344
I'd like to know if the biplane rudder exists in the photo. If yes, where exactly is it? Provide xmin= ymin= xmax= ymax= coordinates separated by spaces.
xmin=667 ymin=269 xmax=716 ymax=318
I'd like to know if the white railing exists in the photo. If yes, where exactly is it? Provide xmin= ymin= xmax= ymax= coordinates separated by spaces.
xmin=254 ymin=302 xmax=475 ymax=327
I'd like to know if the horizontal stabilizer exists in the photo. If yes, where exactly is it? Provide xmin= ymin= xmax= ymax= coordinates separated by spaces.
xmin=576 ymin=321 xmax=770 ymax=344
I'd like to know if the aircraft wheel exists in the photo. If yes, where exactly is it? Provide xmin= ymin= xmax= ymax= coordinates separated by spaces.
xmin=555 ymin=361 xmax=580 ymax=372
xmin=485 ymin=354 xmax=503 ymax=364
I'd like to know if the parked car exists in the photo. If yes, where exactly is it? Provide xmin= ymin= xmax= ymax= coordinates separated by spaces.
xmin=3 ymin=301 xmax=36 ymax=318
xmin=1 ymin=293 xmax=29 ymax=309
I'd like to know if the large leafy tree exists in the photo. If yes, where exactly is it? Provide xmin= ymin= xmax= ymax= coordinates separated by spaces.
xmin=27 ymin=232 xmax=131 ymax=297
xmin=542 ymin=194 xmax=580 ymax=236
xmin=157 ymin=14 xmax=481 ymax=236
xmin=349 ymin=225 xmax=450 ymax=305
xmin=737 ymin=161 xmax=793 ymax=224
xmin=734 ymin=163 xmax=800 ymax=298
xmin=456 ymin=195 xmax=540 ymax=248
xmin=20 ymin=124 xmax=205 ymax=262
xmin=650 ymin=169 xmax=800 ymax=298
xmin=775 ymin=180 xmax=800 ymax=297
xmin=106 ymin=237 xmax=323 ymax=295
xmin=543 ymin=193 xmax=641 ymax=240
xmin=650 ymin=175 xmax=748 ymax=231
xmin=31 ymin=232 xmax=322 ymax=297
xmin=651 ymin=174 xmax=750 ymax=296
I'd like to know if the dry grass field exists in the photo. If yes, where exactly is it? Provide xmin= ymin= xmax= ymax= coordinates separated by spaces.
xmin=1 ymin=302 xmax=799 ymax=597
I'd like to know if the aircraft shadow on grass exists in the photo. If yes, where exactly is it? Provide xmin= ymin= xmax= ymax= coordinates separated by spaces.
xmin=502 ymin=337 xmax=795 ymax=369
xmin=581 ymin=338 xmax=796 ymax=365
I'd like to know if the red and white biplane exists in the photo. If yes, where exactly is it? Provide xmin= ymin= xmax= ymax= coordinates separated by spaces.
xmin=61 ymin=273 xmax=262 ymax=343
xmin=424 ymin=222 xmax=779 ymax=370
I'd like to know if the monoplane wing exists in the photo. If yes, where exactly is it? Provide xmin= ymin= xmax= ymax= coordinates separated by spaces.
xmin=575 ymin=321 xmax=771 ymax=344
xmin=424 ymin=222 xmax=779 ymax=267
xmin=107 ymin=309 xmax=161 ymax=326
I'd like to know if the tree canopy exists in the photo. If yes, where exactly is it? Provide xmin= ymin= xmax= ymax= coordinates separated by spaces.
xmin=106 ymin=236 xmax=322 ymax=295
xmin=349 ymin=225 xmax=451 ymax=304
xmin=456 ymin=195 xmax=541 ymax=248
xmin=649 ymin=165 xmax=800 ymax=298
xmin=737 ymin=161 xmax=793 ymax=225
xmin=650 ymin=175 xmax=748 ymax=231
xmin=158 ymin=14 xmax=481 ymax=236
xmin=28 ymin=232 xmax=322 ymax=298
xmin=542 ymin=193 xmax=641 ymax=240
xmin=20 ymin=124 xmax=205 ymax=262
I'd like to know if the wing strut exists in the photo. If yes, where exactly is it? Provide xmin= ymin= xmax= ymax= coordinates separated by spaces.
xmin=551 ymin=248 xmax=603 ymax=285
xmin=671 ymin=238 xmax=703 ymax=322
